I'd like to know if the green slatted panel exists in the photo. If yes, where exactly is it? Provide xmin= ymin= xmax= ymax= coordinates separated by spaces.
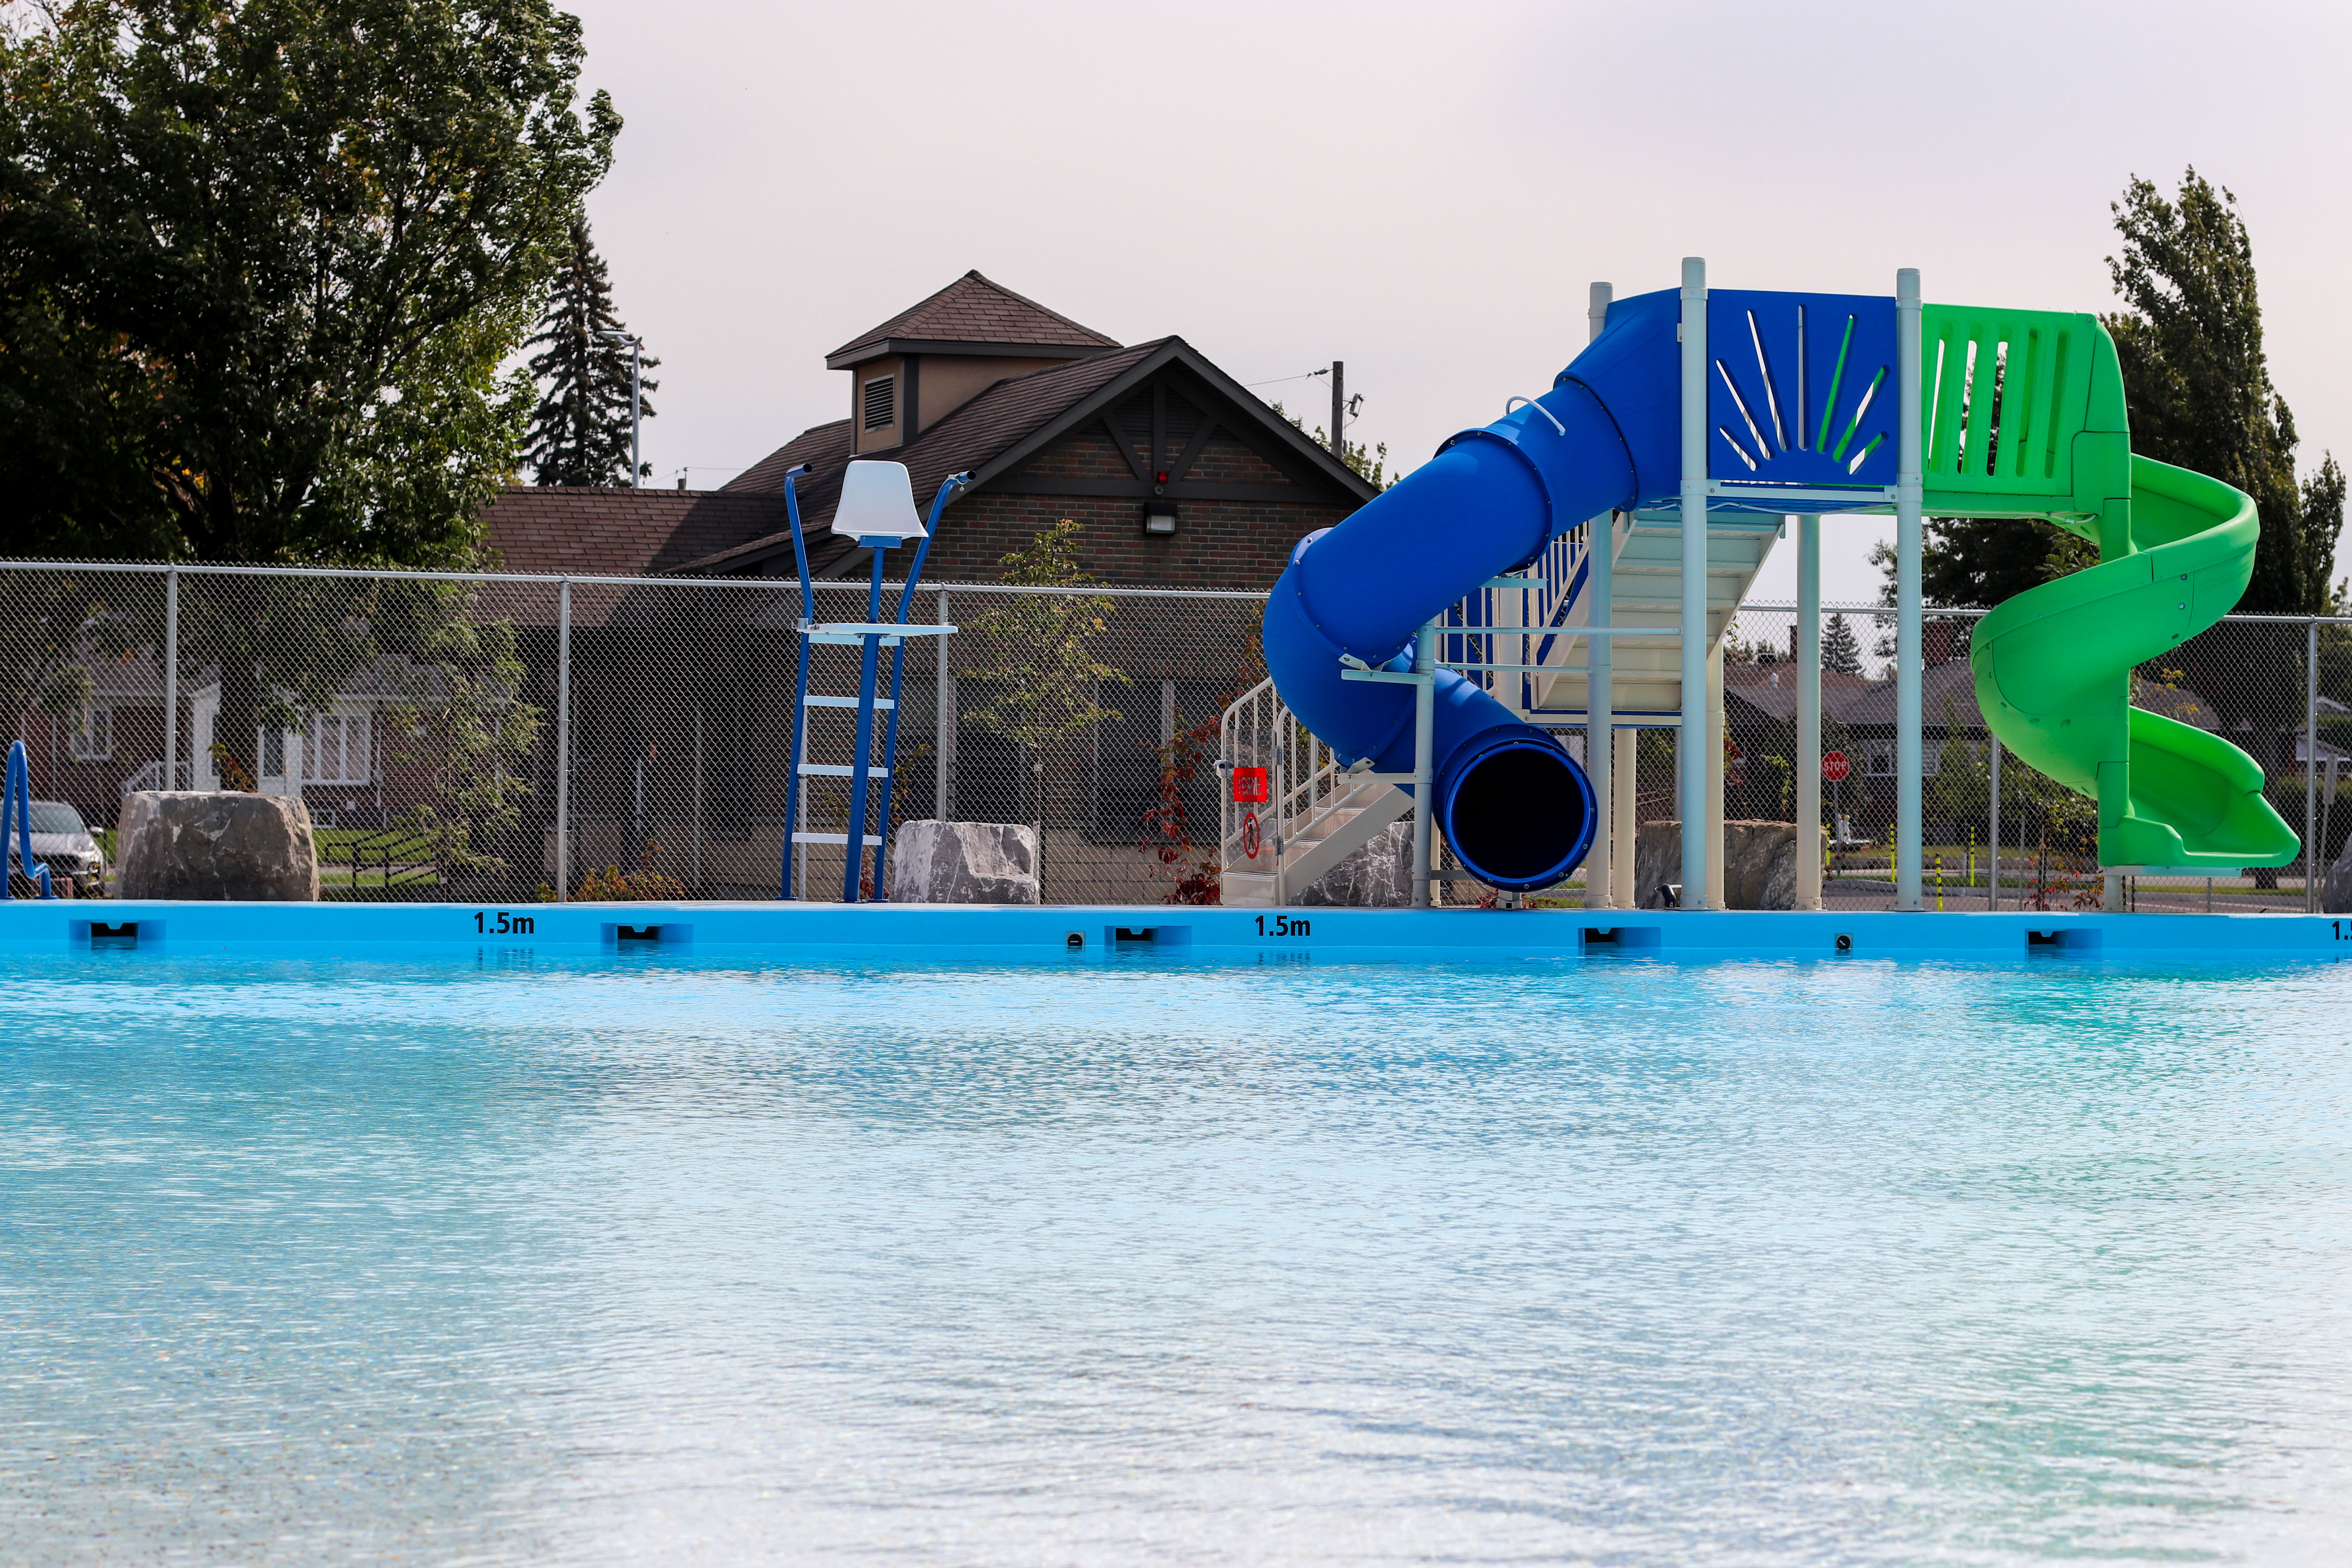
xmin=1918 ymin=305 xmax=2127 ymax=519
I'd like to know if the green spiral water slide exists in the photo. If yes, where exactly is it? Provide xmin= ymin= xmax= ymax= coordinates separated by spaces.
xmin=1928 ymin=305 xmax=2299 ymax=871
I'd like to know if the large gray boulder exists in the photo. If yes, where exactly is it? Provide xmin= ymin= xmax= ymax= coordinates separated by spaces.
xmin=890 ymin=820 xmax=1040 ymax=904
xmin=116 ymin=791 xmax=319 ymax=901
xmin=1296 ymin=818 xmax=1415 ymax=906
xmin=1632 ymin=819 xmax=1820 ymax=909
xmin=2324 ymin=840 xmax=2352 ymax=913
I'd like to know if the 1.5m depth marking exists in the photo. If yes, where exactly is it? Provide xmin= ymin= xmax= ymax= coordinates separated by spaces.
xmin=474 ymin=911 xmax=535 ymax=936
xmin=1254 ymin=915 xmax=1309 ymax=938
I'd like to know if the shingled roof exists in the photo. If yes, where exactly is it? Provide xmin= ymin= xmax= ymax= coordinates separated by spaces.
xmin=826 ymin=270 xmax=1119 ymax=367
xmin=697 ymin=342 xmax=1165 ymax=576
xmin=481 ymin=486 xmax=791 ymax=577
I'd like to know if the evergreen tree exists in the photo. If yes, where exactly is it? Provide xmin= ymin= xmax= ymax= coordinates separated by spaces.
xmin=1820 ymin=613 xmax=1865 ymax=676
xmin=2106 ymin=169 xmax=2338 ymax=613
xmin=523 ymin=218 xmax=657 ymax=485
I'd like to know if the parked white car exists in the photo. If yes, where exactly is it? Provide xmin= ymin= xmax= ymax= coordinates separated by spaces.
xmin=13 ymin=800 xmax=108 ymax=897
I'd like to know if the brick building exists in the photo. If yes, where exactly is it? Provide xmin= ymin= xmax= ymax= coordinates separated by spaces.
xmin=482 ymin=270 xmax=1378 ymax=586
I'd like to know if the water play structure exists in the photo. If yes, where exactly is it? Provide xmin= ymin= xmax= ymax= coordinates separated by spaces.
xmin=1235 ymin=260 xmax=2299 ymax=910
xmin=1 ymin=260 xmax=2327 ymax=964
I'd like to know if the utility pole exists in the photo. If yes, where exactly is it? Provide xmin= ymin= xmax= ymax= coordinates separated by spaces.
xmin=598 ymin=330 xmax=643 ymax=486
xmin=1330 ymin=361 xmax=1344 ymax=461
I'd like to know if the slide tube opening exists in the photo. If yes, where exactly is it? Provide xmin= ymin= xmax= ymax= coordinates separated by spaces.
xmin=1438 ymin=735 xmax=1597 ymax=892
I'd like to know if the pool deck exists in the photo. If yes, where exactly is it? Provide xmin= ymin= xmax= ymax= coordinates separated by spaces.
xmin=4 ymin=898 xmax=2350 ymax=964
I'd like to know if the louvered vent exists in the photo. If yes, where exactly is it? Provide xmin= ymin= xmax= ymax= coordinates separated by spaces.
xmin=862 ymin=375 xmax=896 ymax=430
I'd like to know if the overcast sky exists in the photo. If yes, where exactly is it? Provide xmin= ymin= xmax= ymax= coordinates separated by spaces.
xmin=567 ymin=0 xmax=2350 ymax=605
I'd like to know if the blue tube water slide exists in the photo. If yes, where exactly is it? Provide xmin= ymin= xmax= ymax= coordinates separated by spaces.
xmin=1262 ymin=291 xmax=1682 ymax=891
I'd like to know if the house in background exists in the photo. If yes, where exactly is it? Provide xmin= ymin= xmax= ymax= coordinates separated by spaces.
xmin=481 ymin=270 xmax=1378 ymax=587
xmin=465 ymin=272 xmax=1382 ymax=896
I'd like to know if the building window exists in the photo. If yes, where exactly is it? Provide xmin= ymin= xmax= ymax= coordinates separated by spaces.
xmin=302 ymin=711 xmax=373 ymax=785
xmin=67 ymin=705 xmax=113 ymax=761
xmin=862 ymin=374 xmax=896 ymax=430
xmin=1865 ymin=740 xmax=1942 ymax=777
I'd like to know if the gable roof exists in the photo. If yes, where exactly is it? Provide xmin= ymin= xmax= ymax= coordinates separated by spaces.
xmin=826 ymin=270 xmax=1120 ymax=367
xmin=696 ymin=336 xmax=1377 ymax=578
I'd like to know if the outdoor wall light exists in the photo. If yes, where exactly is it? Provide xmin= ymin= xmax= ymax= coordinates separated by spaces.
xmin=1143 ymin=501 xmax=1179 ymax=536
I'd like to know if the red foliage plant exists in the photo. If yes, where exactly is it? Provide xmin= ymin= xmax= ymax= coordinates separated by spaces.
xmin=1141 ymin=713 xmax=1223 ymax=905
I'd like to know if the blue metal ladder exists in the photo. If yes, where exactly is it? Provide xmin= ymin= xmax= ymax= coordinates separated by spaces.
xmin=778 ymin=465 xmax=969 ymax=902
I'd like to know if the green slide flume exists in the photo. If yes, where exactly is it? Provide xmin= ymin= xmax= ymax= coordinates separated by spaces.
xmin=1922 ymin=304 xmax=2299 ymax=872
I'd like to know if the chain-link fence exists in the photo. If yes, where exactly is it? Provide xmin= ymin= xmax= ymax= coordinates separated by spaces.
xmin=5 ymin=561 xmax=2343 ymax=910
xmin=1719 ymin=603 xmax=2344 ymax=913
xmin=1 ymin=563 xmax=1263 ymax=906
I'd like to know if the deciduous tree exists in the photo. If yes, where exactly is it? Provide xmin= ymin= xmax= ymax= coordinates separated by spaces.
xmin=0 ymin=0 xmax=616 ymax=779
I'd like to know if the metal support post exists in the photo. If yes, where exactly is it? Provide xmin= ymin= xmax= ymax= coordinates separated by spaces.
xmin=1411 ymin=617 xmax=1436 ymax=908
xmin=2309 ymin=615 xmax=2321 ymax=912
xmin=841 ymin=552 xmax=890 ymax=902
xmin=1330 ymin=361 xmax=1345 ymax=459
xmin=779 ymin=465 xmax=815 ymax=900
xmin=554 ymin=577 xmax=572 ymax=902
xmin=1795 ymin=517 xmax=1821 ymax=909
xmin=1706 ymin=637 xmax=1727 ymax=909
xmin=1678 ymin=257 xmax=1711 ymax=908
xmin=691 ymin=704 xmax=704 ymax=895
xmin=162 ymin=566 xmax=179 ymax=792
xmin=935 ymin=586 xmax=953 ymax=820
xmin=1895 ymin=267 xmax=1924 ymax=910
xmin=1987 ymin=735 xmax=2002 ymax=911
xmin=1613 ymin=729 xmax=1638 ymax=907
xmin=1586 ymin=279 xmax=1615 ymax=908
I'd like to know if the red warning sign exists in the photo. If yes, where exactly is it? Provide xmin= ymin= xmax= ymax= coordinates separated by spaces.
xmin=1231 ymin=766 xmax=1269 ymax=804
xmin=1821 ymin=750 xmax=1851 ymax=782
xmin=1241 ymin=812 xmax=1262 ymax=860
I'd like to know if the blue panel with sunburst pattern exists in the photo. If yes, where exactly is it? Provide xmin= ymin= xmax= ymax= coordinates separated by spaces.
xmin=1705 ymin=290 xmax=1898 ymax=492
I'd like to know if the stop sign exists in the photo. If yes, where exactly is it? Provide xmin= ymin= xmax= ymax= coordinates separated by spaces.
xmin=1821 ymin=750 xmax=1851 ymax=782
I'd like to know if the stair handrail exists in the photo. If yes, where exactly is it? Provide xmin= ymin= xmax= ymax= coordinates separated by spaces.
xmin=1219 ymin=676 xmax=1406 ymax=892
xmin=4 ymin=739 xmax=58 ymax=900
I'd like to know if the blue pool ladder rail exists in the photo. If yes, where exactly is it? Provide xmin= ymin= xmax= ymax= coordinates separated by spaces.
xmin=778 ymin=463 xmax=970 ymax=902
xmin=3 ymin=740 xmax=57 ymax=900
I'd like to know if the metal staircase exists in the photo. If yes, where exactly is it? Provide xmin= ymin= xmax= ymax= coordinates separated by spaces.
xmin=1516 ymin=512 xmax=1780 ymax=720
xmin=1216 ymin=681 xmax=1413 ymax=907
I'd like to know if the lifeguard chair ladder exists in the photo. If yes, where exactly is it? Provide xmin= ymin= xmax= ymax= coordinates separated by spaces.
xmin=779 ymin=461 xmax=969 ymax=902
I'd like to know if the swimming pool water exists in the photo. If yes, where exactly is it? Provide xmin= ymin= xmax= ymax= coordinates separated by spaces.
xmin=4 ymin=951 xmax=2350 ymax=1564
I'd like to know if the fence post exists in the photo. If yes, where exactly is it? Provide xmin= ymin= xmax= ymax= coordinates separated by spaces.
xmin=1987 ymin=735 xmax=2001 ymax=912
xmin=2308 ymin=614 xmax=2321 ymax=913
xmin=162 ymin=566 xmax=179 ymax=790
xmin=936 ymin=585 xmax=953 ymax=821
xmin=555 ymin=577 xmax=572 ymax=903
xmin=1411 ymin=616 xmax=1436 ymax=909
